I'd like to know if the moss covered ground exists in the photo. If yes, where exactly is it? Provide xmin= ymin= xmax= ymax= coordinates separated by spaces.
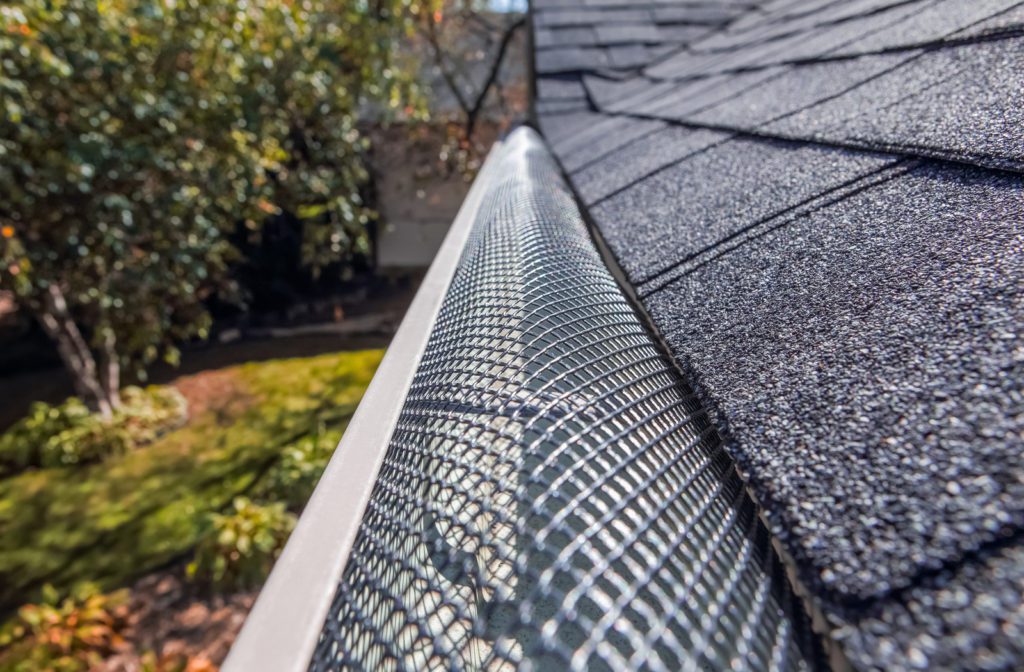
xmin=0 ymin=349 xmax=383 ymax=615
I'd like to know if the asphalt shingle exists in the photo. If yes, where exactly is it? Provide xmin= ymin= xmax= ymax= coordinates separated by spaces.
xmin=536 ymin=109 xmax=607 ymax=147
xmin=535 ymin=46 xmax=610 ymax=74
xmin=558 ymin=115 xmax=667 ymax=172
xmin=574 ymin=125 xmax=730 ymax=203
xmin=530 ymin=0 xmax=1024 ymax=667
xmin=640 ymin=164 xmax=1024 ymax=603
xmin=594 ymin=23 xmax=662 ymax=45
xmin=830 ymin=0 xmax=1024 ymax=56
xmin=841 ymin=541 xmax=1024 ymax=669
xmin=624 ymin=67 xmax=784 ymax=118
xmin=589 ymin=138 xmax=895 ymax=279
xmin=536 ymin=75 xmax=588 ymax=101
xmin=661 ymin=51 xmax=918 ymax=126
xmin=605 ymin=44 xmax=653 ymax=68
xmin=651 ymin=5 xmax=741 ymax=25
xmin=582 ymin=74 xmax=659 ymax=109
xmin=534 ymin=26 xmax=598 ymax=48
xmin=765 ymin=39 xmax=1024 ymax=171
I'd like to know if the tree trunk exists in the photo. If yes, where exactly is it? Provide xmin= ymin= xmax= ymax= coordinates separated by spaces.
xmin=34 ymin=284 xmax=116 ymax=420
xmin=98 ymin=328 xmax=122 ymax=410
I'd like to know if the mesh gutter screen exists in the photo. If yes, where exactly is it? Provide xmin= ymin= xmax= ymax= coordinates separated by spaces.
xmin=310 ymin=128 xmax=823 ymax=671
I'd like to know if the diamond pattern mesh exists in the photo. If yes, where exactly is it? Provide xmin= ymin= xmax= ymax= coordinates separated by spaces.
xmin=309 ymin=128 xmax=823 ymax=671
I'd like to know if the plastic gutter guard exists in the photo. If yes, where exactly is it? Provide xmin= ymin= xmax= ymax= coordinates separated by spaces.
xmin=227 ymin=127 xmax=824 ymax=671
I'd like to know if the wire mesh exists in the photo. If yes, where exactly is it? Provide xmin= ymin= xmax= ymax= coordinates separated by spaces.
xmin=309 ymin=128 xmax=823 ymax=671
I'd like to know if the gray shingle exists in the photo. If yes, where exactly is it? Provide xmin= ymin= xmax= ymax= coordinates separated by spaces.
xmin=682 ymin=0 xmax=904 ymax=56
xmin=530 ymin=1 xmax=1024 ymax=667
xmin=601 ymin=79 xmax=677 ymax=114
xmin=961 ymin=1 xmax=1024 ymax=35
xmin=711 ymin=0 xmax=931 ymax=67
xmin=606 ymin=44 xmax=653 ymax=68
xmin=582 ymin=73 xmax=661 ymax=109
xmin=644 ymin=47 xmax=747 ymax=79
xmin=652 ymin=5 xmax=742 ymax=25
xmin=624 ymin=67 xmax=784 ymax=119
xmin=559 ymin=116 xmax=667 ymax=172
xmin=542 ymin=110 xmax=637 ymax=155
xmin=537 ymin=109 xmax=608 ymax=147
xmin=533 ymin=0 xmax=585 ymax=7
xmin=681 ymin=52 xmax=917 ymax=127
xmin=536 ymin=46 xmax=611 ymax=74
xmin=536 ymin=75 xmax=588 ymax=100
xmin=765 ymin=39 xmax=1024 ymax=171
xmin=830 ymin=0 xmax=1024 ymax=56
xmin=590 ymin=138 xmax=895 ymax=280
xmin=841 ymin=541 xmax=1024 ymax=669
xmin=536 ymin=98 xmax=591 ymax=115
xmin=574 ymin=125 xmax=730 ymax=203
xmin=594 ymin=23 xmax=662 ymax=45
xmin=535 ymin=26 xmax=598 ymax=48
xmin=655 ymin=24 xmax=712 ymax=44
xmin=537 ymin=7 xmax=653 ymax=28
xmin=534 ymin=9 xmax=600 ymax=27
xmin=641 ymin=164 xmax=1024 ymax=601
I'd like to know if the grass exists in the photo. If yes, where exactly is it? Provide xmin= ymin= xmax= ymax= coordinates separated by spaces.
xmin=0 ymin=349 xmax=383 ymax=614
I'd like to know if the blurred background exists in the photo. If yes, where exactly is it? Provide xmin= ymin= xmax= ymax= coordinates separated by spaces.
xmin=0 ymin=2 xmax=525 ymax=669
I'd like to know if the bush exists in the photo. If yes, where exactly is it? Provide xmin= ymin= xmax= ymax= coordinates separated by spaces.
xmin=0 ymin=386 xmax=187 ymax=474
xmin=0 ymin=583 xmax=128 ymax=672
xmin=187 ymin=497 xmax=296 ymax=592
xmin=256 ymin=424 xmax=342 ymax=510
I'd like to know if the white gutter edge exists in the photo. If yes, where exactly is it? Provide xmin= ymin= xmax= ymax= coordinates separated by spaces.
xmin=223 ymin=137 xmax=506 ymax=672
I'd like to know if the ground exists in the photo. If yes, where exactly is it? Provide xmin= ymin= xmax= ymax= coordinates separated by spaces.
xmin=0 ymin=347 xmax=383 ymax=669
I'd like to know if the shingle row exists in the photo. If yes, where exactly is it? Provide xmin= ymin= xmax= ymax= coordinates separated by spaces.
xmin=531 ymin=0 xmax=1024 ymax=668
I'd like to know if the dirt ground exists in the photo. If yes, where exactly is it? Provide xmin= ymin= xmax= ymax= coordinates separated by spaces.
xmin=97 ymin=567 xmax=257 ymax=672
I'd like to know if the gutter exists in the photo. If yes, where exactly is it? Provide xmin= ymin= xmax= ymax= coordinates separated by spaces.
xmin=222 ymin=138 xmax=506 ymax=672
xmin=225 ymin=127 xmax=822 ymax=671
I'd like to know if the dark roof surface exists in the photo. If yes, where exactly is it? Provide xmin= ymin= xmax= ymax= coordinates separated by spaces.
xmin=530 ymin=0 xmax=1024 ymax=668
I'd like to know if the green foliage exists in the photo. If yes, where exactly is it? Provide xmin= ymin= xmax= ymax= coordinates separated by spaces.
xmin=187 ymin=497 xmax=296 ymax=591
xmin=256 ymin=424 xmax=343 ymax=510
xmin=0 ymin=583 xmax=128 ymax=672
xmin=0 ymin=349 xmax=382 ymax=612
xmin=0 ymin=386 xmax=187 ymax=475
xmin=0 ymin=0 xmax=434 ymax=386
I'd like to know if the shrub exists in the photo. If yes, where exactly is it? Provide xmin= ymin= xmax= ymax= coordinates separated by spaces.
xmin=0 ymin=583 xmax=128 ymax=672
xmin=0 ymin=386 xmax=187 ymax=474
xmin=187 ymin=497 xmax=296 ymax=592
xmin=256 ymin=425 xmax=342 ymax=510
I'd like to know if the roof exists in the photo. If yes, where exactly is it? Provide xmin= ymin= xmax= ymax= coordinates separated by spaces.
xmin=530 ymin=0 xmax=1024 ymax=668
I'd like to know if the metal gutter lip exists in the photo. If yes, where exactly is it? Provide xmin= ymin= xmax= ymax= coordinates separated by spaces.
xmin=223 ymin=137 xmax=507 ymax=672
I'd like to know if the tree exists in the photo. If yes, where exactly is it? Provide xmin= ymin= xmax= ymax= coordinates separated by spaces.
xmin=420 ymin=1 xmax=526 ymax=162
xmin=0 ymin=0 xmax=432 ymax=418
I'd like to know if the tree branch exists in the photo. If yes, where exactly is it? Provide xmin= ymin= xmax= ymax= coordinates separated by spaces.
xmin=424 ymin=11 xmax=525 ymax=143
xmin=463 ymin=15 xmax=524 ymax=142
xmin=424 ymin=16 xmax=472 ymax=119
